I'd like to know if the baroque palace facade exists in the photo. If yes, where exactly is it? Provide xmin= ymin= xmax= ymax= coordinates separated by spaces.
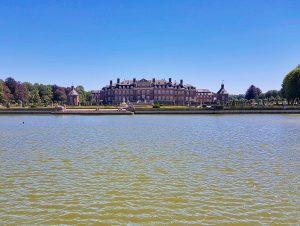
xmin=91 ymin=78 xmax=228 ymax=105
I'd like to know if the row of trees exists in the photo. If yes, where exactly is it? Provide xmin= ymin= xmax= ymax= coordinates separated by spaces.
xmin=230 ymin=65 xmax=300 ymax=104
xmin=230 ymin=86 xmax=282 ymax=101
xmin=244 ymin=86 xmax=281 ymax=100
xmin=0 ymin=77 xmax=92 ymax=106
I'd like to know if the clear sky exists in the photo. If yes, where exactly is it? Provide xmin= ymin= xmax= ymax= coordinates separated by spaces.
xmin=1 ymin=0 xmax=299 ymax=94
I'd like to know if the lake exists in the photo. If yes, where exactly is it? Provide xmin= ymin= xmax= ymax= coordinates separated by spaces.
xmin=0 ymin=115 xmax=299 ymax=225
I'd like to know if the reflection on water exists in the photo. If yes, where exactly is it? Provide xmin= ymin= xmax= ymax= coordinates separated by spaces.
xmin=0 ymin=115 xmax=300 ymax=225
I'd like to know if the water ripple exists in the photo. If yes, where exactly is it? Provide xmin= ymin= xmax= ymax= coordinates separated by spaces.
xmin=0 ymin=115 xmax=300 ymax=225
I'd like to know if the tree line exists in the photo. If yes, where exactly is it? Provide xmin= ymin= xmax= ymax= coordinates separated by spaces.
xmin=230 ymin=65 xmax=300 ymax=105
xmin=0 ymin=77 xmax=92 ymax=107
xmin=231 ymin=86 xmax=282 ymax=100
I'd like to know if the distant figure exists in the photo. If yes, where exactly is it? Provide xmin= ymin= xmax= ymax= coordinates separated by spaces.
xmin=22 ymin=122 xmax=24 ymax=124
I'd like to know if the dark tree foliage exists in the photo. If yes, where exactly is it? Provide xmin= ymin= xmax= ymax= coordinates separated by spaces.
xmin=52 ymin=85 xmax=67 ymax=102
xmin=14 ymin=83 xmax=29 ymax=103
xmin=2 ymin=83 xmax=14 ymax=101
xmin=229 ymin=94 xmax=245 ymax=100
xmin=5 ymin=77 xmax=18 ymax=95
xmin=38 ymin=84 xmax=53 ymax=105
xmin=0 ymin=80 xmax=3 ymax=103
xmin=245 ymin=85 xmax=262 ymax=100
xmin=264 ymin=90 xmax=281 ymax=98
xmin=85 ymin=91 xmax=92 ymax=103
xmin=4 ymin=77 xmax=30 ymax=103
xmin=282 ymin=65 xmax=300 ymax=103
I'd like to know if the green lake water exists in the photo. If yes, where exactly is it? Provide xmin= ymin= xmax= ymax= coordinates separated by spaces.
xmin=0 ymin=115 xmax=299 ymax=225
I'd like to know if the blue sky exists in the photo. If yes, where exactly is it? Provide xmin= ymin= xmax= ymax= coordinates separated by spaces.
xmin=1 ymin=0 xmax=299 ymax=94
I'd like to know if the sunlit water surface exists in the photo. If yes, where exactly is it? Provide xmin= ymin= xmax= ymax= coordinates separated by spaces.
xmin=0 ymin=115 xmax=300 ymax=225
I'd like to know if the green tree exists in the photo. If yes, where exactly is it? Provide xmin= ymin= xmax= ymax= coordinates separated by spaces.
xmin=85 ymin=91 xmax=92 ymax=105
xmin=245 ymin=85 xmax=262 ymax=100
xmin=23 ymin=82 xmax=41 ymax=105
xmin=76 ymin=85 xmax=86 ymax=105
xmin=282 ymin=65 xmax=300 ymax=104
xmin=265 ymin=90 xmax=280 ymax=99
xmin=38 ymin=84 xmax=53 ymax=106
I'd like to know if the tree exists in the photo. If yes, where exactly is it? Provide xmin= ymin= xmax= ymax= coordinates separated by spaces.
xmin=0 ymin=80 xmax=3 ymax=103
xmin=52 ymin=85 xmax=67 ymax=102
xmin=229 ymin=94 xmax=245 ymax=100
xmin=5 ymin=77 xmax=18 ymax=102
xmin=14 ymin=83 xmax=29 ymax=105
xmin=258 ymin=93 xmax=265 ymax=99
xmin=76 ymin=85 xmax=86 ymax=104
xmin=2 ymin=83 xmax=13 ymax=102
xmin=265 ymin=90 xmax=280 ymax=99
xmin=39 ymin=84 xmax=53 ymax=106
xmin=23 ymin=82 xmax=41 ymax=105
xmin=5 ymin=77 xmax=17 ymax=96
xmin=282 ymin=65 xmax=300 ymax=104
xmin=4 ymin=77 xmax=29 ymax=104
xmin=85 ymin=91 xmax=92 ymax=105
xmin=245 ymin=85 xmax=262 ymax=100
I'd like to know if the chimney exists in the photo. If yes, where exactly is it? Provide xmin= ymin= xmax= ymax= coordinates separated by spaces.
xmin=169 ymin=78 xmax=172 ymax=83
xmin=110 ymin=80 xmax=112 ymax=86
xmin=133 ymin=78 xmax=136 ymax=83
xmin=180 ymin=79 xmax=183 ymax=86
xmin=117 ymin=78 xmax=120 ymax=84
xmin=152 ymin=78 xmax=155 ymax=84
xmin=221 ymin=83 xmax=224 ymax=89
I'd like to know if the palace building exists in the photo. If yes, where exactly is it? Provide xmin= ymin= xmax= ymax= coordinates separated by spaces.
xmin=91 ymin=78 xmax=228 ymax=105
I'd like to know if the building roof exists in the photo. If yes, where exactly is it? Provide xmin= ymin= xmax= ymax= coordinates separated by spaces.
xmin=197 ymin=89 xmax=212 ymax=93
xmin=68 ymin=87 xmax=79 ymax=96
xmin=103 ymin=78 xmax=196 ymax=90
xmin=116 ymin=79 xmax=168 ymax=85
xmin=217 ymin=84 xmax=228 ymax=95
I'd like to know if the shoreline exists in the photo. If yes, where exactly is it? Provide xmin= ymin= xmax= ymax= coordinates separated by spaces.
xmin=1 ymin=108 xmax=300 ymax=115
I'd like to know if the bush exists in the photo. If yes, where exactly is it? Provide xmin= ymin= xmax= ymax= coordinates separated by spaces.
xmin=153 ymin=102 xmax=161 ymax=108
xmin=30 ymin=105 xmax=38 ymax=108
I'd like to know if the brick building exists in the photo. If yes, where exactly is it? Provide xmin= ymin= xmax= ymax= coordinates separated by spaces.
xmin=216 ymin=83 xmax=229 ymax=104
xmin=91 ymin=78 xmax=228 ymax=105
xmin=196 ymin=89 xmax=215 ymax=104
xmin=67 ymin=86 xmax=80 ymax=106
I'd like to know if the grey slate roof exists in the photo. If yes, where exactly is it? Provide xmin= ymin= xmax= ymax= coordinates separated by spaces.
xmin=197 ymin=89 xmax=212 ymax=93
xmin=68 ymin=87 xmax=79 ymax=96
xmin=217 ymin=84 xmax=228 ymax=95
